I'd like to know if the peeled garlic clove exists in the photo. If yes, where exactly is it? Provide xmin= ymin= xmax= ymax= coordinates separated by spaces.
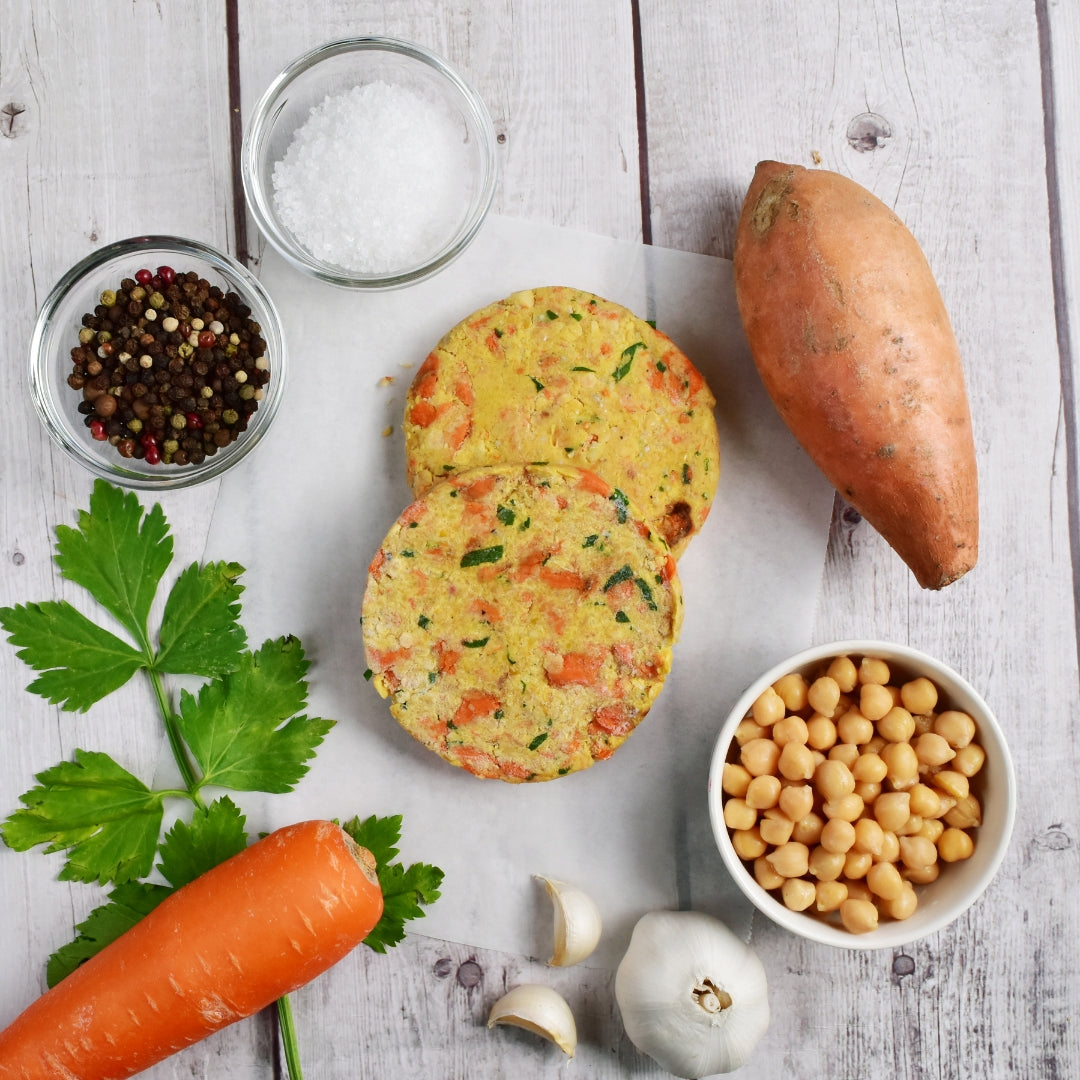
xmin=537 ymin=875 xmax=602 ymax=967
xmin=487 ymin=984 xmax=577 ymax=1056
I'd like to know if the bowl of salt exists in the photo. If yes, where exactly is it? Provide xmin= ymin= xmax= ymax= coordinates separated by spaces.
xmin=242 ymin=37 xmax=498 ymax=289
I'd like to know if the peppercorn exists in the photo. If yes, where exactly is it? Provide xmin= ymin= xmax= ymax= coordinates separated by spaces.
xmin=64 ymin=268 xmax=270 ymax=468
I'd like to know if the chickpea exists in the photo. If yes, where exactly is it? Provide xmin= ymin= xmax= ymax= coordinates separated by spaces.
xmin=735 ymin=718 xmax=767 ymax=745
xmin=913 ymin=712 xmax=935 ymax=736
xmin=731 ymin=826 xmax=767 ymax=860
xmin=866 ymin=860 xmax=904 ymax=901
xmin=884 ymin=882 xmax=919 ymax=921
xmin=808 ymin=846 xmax=846 ymax=882
xmin=721 ymin=762 xmax=752 ymax=798
xmin=874 ymin=791 xmax=911 ymax=833
xmin=918 ymin=818 xmax=945 ymax=844
xmin=806 ymin=714 xmax=838 ymax=751
xmin=819 ymin=817 xmax=857 ymax=854
xmin=908 ymin=783 xmax=943 ymax=818
xmin=860 ymin=682 xmax=894 ymax=722
xmin=878 ymin=830 xmax=901 ymax=864
xmin=772 ymin=714 xmax=810 ymax=747
xmin=854 ymin=780 xmax=882 ymax=804
xmin=858 ymin=656 xmax=891 ymax=685
xmin=952 ymin=744 xmax=986 ymax=778
xmin=877 ymin=706 xmax=916 ymax=743
xmin=759 ymin=808 xmax=795 ymax=847
xmin=938 ymin=827 xmax=976 ymax=862
xmin=815 ymin=879 xmax=849 ymax=913
xmin=898 ymin=834 xmax=938 ymax=870
xmin=723 ymin=798 xmax=757 ymax=832
xmin=773 ymin=672 xmax=809 ymax=712
xmin=826 ymin=655 xmax=859 ymax=692
xmin=944 ymin=793 xmax=982 ymax=830
xmin=808 ymin=675 xmax=841 ymax=717
xmin=840 ymin=898 xmax=880 ymax=934
xmin=745 ymin=774 xmax=782 ymax=810
xmin=823 ymin=793 xmax=865 ymax=823
xmin=778 ymin=784 xmax=815 ymax=823
xmin=915 ymin=732 xmax=956 ymax=768
xmin=900 ymin=676 xmax=938 ymax=714
xmin=816 ymin=759 xmax=856 ymax=801
xmin=844 ymin=850 xmax=872 ymax=880
xmin=852 ymin=818 xmax=884 ymax=856
xmin=864 ymin=734 xmax=887 ymax=754
xmin=791 ymin=811 xmax=825 ymax=846
xmin=934 ymin=710 xmax=976 ymax=749
xmin=782 ymin=877 xmax=817 ymax=912
xmin=881 ymin=741 xmax=920 ymax=789
xmin=933 ymin=770 xmax=970 ymax=800
xmin=752 ymin=686 xmax=786 ymax=727
xmin=827 ymin=742 xmax=861 ymax=769
xmin=852 ymin=752 xmax=888 ymax=783
xmin=843 ymin=877 xmax=873 ymax=903
xmin=778 ymin=740 xmax=816 ymax=781
xmin=754 ymin=855 xmax=785 ymax=891
xmin=766 ymin=841 xmax=810 ymax=878
xmin=902 ymin=862 xmax=940 ymax=885
xmin=740 ymin=737 xmax=781 ymax=777
xmin=837 ymin=708 xmax=875 ymax=746
xmin=896 ymin=815 xmax=925 ymax=837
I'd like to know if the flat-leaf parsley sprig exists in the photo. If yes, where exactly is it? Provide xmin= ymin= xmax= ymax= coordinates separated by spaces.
xmin=0 ymin=479 xmax=444 ymax=1078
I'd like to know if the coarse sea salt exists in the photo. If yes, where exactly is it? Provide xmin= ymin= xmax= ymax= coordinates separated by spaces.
xmin=271 ymin=81 xmax=470 ymax=275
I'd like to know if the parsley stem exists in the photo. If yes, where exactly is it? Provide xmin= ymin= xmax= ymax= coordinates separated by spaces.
xmin=147 ymin=666 xmax=201 ymax=798
xmin=276 ymin=994 xmax=304 ymax=1079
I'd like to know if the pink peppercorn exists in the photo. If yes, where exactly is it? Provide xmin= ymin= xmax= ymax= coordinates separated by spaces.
xmin=89 ymin=420 xmax=107 ymax=441
xmin=157 ymin=265 xmax=176 ymax=285
xmin=134 ymin=268 xmax=153 ymax=285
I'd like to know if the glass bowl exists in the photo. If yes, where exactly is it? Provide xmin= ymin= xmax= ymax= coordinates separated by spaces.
xmin=707 ymin=640 xmax=1016 ymax=950
xmin=29 ymin=236 xmax=286 ymax=490
xmin=241 ymin=36 xmax=498 ymax=289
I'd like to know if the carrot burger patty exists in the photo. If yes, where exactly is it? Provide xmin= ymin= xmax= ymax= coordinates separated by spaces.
xmin=362 ymin=463 xmax=683 ymax=782
xmin=403 ymin=285 xmax=720 ymax=557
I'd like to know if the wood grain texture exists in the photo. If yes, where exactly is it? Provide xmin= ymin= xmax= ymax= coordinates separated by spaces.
xmin=0 ymin=1 xmax=1077 ymax=1077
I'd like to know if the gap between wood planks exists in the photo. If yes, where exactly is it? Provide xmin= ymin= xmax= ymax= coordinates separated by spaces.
xmin=1035 ymin=0 xmax=1080 ymax=677
xmin=226 ymin=0 xmax=250 ymax=267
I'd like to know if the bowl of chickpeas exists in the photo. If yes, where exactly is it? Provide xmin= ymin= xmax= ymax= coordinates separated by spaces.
xmin=707 ymin=641 xmax=1015 ymax=949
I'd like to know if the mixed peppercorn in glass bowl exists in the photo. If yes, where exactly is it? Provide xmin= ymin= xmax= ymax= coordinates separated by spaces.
xmin=708 ymin=640 xmax=1016 ymax=950
xmin=29 ymin=236 xmax=286 ymax=489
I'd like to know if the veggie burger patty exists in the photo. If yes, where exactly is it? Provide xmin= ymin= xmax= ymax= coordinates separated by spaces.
xmin=403 ymin=286 xmax=720 ymax=558
xmin=362 ymin=464 xmax=683 ymax=782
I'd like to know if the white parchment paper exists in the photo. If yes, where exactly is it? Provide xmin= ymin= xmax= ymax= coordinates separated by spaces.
xmin=202 ymin=214 xmax=834 ymax=966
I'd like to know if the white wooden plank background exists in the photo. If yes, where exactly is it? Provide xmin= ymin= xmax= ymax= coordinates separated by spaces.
xmin=0 ymin=1 xmax=1076 ymax=1077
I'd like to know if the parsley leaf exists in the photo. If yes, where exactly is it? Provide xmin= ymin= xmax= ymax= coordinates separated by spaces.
xmin=341 ymin=814 xmax=444 ymax=954
xmin=156 ymin=560 xmax=246 ymax=676
xmin=157 ymin=796 xmax=248 ymax=889
xmin=1 ymin=749 xmax=164 ymax=884
xmin=175 ymin=637 xmax=334 ymax=793
xmin=53 ymin=481 xmax=172 ymax=648
xmin=46 ymin=880 xmax=170 ymax=988
xmin=0 ymin=600 xmax=143 ymax=711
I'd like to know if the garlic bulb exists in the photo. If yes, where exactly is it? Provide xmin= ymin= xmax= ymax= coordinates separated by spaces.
xmin=536 ymin=875 xmax=602 ymax=967
xmin=487 ymin=984 xmax=577 ymax=1056
xmin=614 ymin=910 xmax=770 ymax=1077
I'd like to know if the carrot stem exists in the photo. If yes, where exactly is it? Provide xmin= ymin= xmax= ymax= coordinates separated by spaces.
xmin=277 ymin=994 xmax=304 ymax=1080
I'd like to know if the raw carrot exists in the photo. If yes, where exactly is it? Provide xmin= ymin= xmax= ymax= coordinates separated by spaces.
xmin=0 ymin=820 xmax=383 ymax=1080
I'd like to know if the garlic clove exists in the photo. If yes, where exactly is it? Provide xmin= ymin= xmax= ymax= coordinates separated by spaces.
xmin=536 ymin=875 xmax=602 ymax=967
xmin=487 ymin=984 xmax=578 ymax=1057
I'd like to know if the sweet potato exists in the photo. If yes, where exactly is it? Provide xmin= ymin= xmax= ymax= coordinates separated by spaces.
xmin=732 ymin=160 xmax=978 ymax=589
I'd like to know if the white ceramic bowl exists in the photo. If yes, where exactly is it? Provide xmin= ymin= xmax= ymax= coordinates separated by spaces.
xmin=707 ymin=640 xmax=1016 ymax=949
xmin=242 ymin=36 xmax=498 ymax=289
